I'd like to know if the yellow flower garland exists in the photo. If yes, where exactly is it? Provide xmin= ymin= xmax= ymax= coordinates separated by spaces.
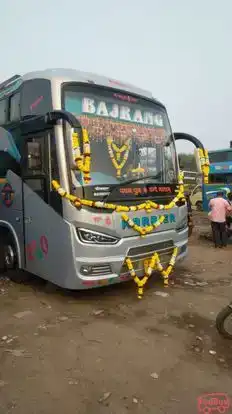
xmin=52 ymin=171 xmax=185 ymax=238
xmin=72 ymin=129 xmax=91 ymax=184
xmin=155 ymin=247 xmax=178 ymax=287
xmin=131 ymin=167 xmax=145 ymax=175
xmin=52 ymin=171 xmax=185 ymax=212
xmin=121 ymin=213 xmax=165 ymax=236
xmin=198 ymin=148 xmax=210 ymax=184
xmin=125 ymin=247 xmax=178 ymax=298
xmin=107 ymin=137 xmax=131 ymax=177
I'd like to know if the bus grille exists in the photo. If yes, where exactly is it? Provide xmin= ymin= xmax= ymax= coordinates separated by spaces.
xmin=120 ymin=240 xmax=174 ymax=277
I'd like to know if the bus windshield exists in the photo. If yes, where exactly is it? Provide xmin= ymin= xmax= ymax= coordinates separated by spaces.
xmin=63 ymin=85 xmax=177 ymax=187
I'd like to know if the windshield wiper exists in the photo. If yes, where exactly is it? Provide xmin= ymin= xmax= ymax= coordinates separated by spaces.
xmin=102 ymin=172 xmax=162 ymax=203
xmin=117 ymin=172 xmax=162 ymax=187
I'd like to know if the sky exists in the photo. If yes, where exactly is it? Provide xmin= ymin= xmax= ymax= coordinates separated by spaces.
xmin=0 ymin=0 xmax=231 ymax=153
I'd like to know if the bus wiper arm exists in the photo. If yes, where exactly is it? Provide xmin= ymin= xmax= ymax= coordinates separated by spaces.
xmin=102 ymin=172 xmax=162 ymax=203
xmin=119 ymin=172 xmax=162 ymax=187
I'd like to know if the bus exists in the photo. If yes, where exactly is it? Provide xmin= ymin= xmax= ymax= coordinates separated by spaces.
xmin=0 ymin=69 xmax=205 ymax=290
xmin=202 ymin=147 xmax=232 ymax=211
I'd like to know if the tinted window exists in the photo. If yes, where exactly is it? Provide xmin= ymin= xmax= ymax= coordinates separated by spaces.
xmin=209 ymin=174 xmax=232 ymax=184
xmin=209 ymin=151 xmax=232 ymax=163
xmin=0 ymin=100 xmax=7 ymax=124
xmin=21 ymin=79 xmax=52 ymax=118
xmin=9 ymin=93 xmax=20 ymax=121
xmin=25 ymin=137 xmax=46 ymax=176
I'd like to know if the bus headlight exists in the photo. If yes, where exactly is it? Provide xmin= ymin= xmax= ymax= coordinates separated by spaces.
xmin=77 ymin=228 xmax=119 ymax=245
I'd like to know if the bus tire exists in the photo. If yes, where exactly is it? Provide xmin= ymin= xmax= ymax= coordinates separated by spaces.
xmin=2 ymin=231 xmax=30 ymax=284
xmin=216 ymin=305 xmax=232 ymax=340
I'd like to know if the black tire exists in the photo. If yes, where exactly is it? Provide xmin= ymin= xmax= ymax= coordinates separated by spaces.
xmin=196 ymin=201 xmax=202 ymax=211
xmin=216 ymin=305 xmax=232 ymax=339
xmin=2 ymin=231 xmax=30 ymax=284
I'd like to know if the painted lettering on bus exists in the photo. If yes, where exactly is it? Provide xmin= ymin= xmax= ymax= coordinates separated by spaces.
xmin=121 ymin=214 xmax=176 ymax=230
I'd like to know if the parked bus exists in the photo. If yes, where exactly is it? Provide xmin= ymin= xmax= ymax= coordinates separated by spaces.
xmin=0 ymin=69 xmax=205 ymax=289
xmin=202 ymin=147 xmax=232 ymax=211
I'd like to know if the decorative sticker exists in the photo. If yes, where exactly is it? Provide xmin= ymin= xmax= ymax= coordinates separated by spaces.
xmin=30 ymin=96 xmax=44 ymax=111
xmin=26 ymin=236 xmax=49 ymax=261
xmin=1 ymin=183 xmax=15 ymax=207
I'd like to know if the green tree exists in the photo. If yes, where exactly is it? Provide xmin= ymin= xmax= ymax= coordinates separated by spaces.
xmin=178 ymin=153 xmax=197 ymax=171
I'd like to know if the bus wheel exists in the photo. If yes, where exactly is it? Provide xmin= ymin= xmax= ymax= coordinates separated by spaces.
xmin=3 ymin=233 xmax=30 ymax=284
xmin=196 ymin=201 xmax=202 ymax=211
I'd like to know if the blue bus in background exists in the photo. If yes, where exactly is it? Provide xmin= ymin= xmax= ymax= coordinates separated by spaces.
xmin=202 ymin=146 xmax=232 ymax=211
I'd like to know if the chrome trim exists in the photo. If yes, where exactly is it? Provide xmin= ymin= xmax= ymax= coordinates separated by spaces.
xmin=77 ymin=227 xmax=119 ymax=245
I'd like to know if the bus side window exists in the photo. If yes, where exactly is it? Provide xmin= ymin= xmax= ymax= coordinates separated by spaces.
xmin=23 ymin=137 xmax=47 ymax=201
xmin=50 ymin=134 xmax=59 ymax=181
xmin=9 ymin=93 xmax=20 ymax=122
xmin=26 ymin=139 xmax=45 ymax=174
xmin=0 ymin=99 xmax=8 ymax=125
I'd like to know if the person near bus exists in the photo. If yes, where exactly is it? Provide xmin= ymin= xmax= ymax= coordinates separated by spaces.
xmin=185 ymin=190 xmax=193 ymax=236
xmin=208 ymin=191 xmax=232 ymax=248
xmin=226 ymin=192 xmax=232 ymax=237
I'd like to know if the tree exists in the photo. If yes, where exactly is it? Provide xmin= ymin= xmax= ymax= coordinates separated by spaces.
xmin=178 ymin=153 xmax=197 ymax=171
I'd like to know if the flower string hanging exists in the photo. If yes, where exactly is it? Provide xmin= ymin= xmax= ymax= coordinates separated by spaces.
xmin=125 ymin=247 xmax=178 ymax=298
xmin=155 ymin=247 xmax=178 ymax=287
xmin=52 ymin=171 xmax=185 ymax=213
xmin=198 ymin=148 xmax=210 ymax=184
xmin=121 ymin=213 xmax=165 ymax=236
xmin=107 ymin=137 xmax=131 ymax=177
xmin=72 ymin=129 xmax=91 ymax=184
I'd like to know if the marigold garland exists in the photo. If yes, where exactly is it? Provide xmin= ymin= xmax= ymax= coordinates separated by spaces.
xmin=198 ymin=148 xmax=209 ymax=184
xmin=121 ymin=213 xmax=165 ymax=236
xmin=107 ymin=137 xmax=131 ymax=177
xmin=131 ymin=167 xmax=145 ymax=175
xmin=52 ymin=171 xmax=185 ymax=238
xmin=125 ymin=247 xmax=178 ymax=298
xmin=155 ymin=247 xmax=178 ymax=288
xmin=52 ymin=171 xmax=185 ymax=212
xmin=72 ymin=129 xmax=91 ymax=184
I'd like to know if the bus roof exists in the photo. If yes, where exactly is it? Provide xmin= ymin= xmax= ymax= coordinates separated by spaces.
xmin=19 ymin=68 xmax=164 ymax=106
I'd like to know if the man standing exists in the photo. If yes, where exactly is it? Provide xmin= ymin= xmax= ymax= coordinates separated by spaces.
xmin=208 ymin=192 xmax=232 ymax=248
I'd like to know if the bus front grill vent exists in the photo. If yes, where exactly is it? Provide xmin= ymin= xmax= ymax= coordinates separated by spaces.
xmin=80 ymin=264 xmax=112 ymax=277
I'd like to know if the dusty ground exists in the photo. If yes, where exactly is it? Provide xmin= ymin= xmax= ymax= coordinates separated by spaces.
xmin=1 ymin=212 xmax=232 ymax=414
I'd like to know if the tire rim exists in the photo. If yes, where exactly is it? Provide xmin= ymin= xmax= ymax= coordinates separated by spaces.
xmin=4 ymin=245 xmax=16 ymax=269
xmin=223 ymin=313 xmax=232 ymax=336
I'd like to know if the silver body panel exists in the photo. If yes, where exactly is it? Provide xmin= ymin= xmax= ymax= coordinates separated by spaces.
xmin=0 ymin=69 xmax=188 ymax=289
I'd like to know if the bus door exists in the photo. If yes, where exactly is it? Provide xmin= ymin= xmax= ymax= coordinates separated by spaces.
xmin=21 ymin=129 xmax=64 ymax=277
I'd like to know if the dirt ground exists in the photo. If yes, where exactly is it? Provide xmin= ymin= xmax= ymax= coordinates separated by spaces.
xmin=1 ymin=212 xmax=232 ymax=414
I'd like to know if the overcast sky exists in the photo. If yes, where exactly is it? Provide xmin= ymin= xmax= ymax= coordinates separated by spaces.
xmin=1 ymin=0 xmax=231 ymax=153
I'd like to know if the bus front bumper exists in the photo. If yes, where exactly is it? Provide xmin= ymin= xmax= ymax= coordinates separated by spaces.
xmin=68 ymin=228 xmax=188 ymax=289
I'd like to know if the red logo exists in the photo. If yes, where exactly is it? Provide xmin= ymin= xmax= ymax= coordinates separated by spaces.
xmin=197 ymin=393 xmax=230 ymax=413
xmin=1 ymin=183 xmax=14 ymax=207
